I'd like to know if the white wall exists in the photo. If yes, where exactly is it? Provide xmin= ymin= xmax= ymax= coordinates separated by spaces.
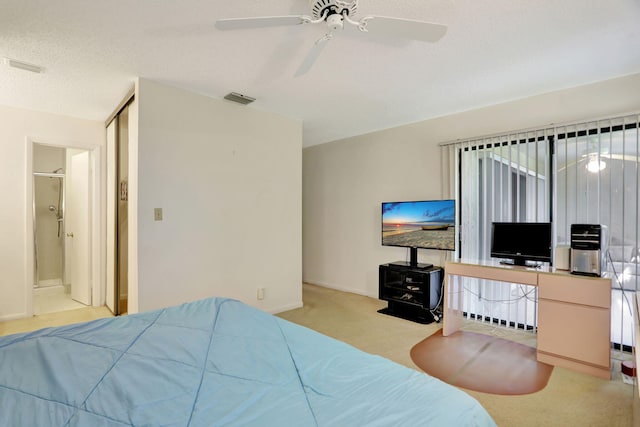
xmin=0 ymin=105 xmax=104 ymax=320
xmin=134 ymin=79 xmax=302 ymax=314
xmin=303 ymin=73 xmax=640 ymax=297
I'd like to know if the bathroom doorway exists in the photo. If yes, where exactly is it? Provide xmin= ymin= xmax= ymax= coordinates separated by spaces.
xmin=32 ymin=144 xmax=92 ymax=314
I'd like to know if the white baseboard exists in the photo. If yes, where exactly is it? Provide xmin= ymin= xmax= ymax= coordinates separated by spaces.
xmin=38 ymin=278 xmax=63 ymax=287
xmin=0 ymin=312 xmax=31 ymax=322
xmin=266 ymin=301 xmax=303 ymax=314
xmin=303 ymin=280 xmax=374 ymax=298
xmin=33 ymin=285 xmax=65 ymax=296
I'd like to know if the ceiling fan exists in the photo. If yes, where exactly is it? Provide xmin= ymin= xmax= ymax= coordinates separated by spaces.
xmin=215 ymin=0 xmax=447 ymax=75
xmin=557 ymin=152 xmax=640 ymax=173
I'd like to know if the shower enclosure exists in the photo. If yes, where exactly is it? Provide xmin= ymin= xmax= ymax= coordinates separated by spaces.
xmin=33 ymin=169 xmax=65 ymax=288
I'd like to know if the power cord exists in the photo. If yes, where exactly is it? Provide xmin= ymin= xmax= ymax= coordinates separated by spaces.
xmin=607 ymin=249 xmax=633 ymax=317
xmin=606 ymin=249 xmax=636 ymax=358
xmin=429 ymin=266 xmax=447 ymax=323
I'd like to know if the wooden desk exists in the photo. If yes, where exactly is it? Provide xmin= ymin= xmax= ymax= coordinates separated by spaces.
xmin=443 ymin=260 xmax=611 ymax=379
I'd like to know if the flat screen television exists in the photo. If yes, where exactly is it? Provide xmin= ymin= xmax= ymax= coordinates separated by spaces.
xmin=382 ymin=199 xmax=455 ymax=268
xmin=490 ymin=222 xmax=552 ymax=266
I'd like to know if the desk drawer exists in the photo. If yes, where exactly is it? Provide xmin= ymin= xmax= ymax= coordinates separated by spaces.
xmin=538 ymin=299 xmax=610 ymax=368
xmin=538 ymin=274 xmax=610 ymax=308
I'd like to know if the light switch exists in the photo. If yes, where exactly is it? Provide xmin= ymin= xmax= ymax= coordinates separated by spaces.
xmin=154 ymin=208 xmax=163 ymax=221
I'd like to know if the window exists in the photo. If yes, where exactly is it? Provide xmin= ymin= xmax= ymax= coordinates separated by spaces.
xmin=447 ymin=131 xmax=552 ymax=330
xmin=441 ymin=114 xmax=640 ymax=348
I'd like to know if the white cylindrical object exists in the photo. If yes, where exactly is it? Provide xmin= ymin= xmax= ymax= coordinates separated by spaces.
xmin=555 ymin=245 xmax=570 ymax=270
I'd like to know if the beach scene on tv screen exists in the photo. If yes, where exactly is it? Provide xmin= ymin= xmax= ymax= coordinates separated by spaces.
xmin=382 ymin=200 xmax=455 ymax=250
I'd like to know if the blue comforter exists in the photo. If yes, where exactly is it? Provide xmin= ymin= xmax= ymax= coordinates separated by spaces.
xmin=0 ymin=298 xmax=496 ymax=426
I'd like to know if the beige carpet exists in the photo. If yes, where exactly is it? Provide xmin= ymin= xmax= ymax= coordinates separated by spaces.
xmin=278 ymin=283 xmax=636 ymax=427
xmin=411 ymin=329 xmax=554 ymax=395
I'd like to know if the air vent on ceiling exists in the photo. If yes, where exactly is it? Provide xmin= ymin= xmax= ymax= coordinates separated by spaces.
xmin=3 ymin=57 xmax=45 ymax=73
xmin=223 ymin=92 xmax=255 ymax=105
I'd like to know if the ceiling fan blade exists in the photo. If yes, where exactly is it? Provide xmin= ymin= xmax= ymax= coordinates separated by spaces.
xmin=294 ymin=38 xmax=329 ymax=77
xmin=557 ymin=158 xmax=582 ymax=173
xmin=215 ymin=16 xmax=306 ymax=31
xmin=362 ymin=16 xmax=447 ymax=43
xmin=601 ymin=153 xmax=640 ymax=162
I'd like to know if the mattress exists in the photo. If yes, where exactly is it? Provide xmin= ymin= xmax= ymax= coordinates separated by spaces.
xmin=0 ymin=297 xmax=496 ymax=426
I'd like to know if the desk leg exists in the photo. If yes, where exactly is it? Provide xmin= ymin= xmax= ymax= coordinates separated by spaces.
xmin=443 ymin=273 xmax=464 ymax=336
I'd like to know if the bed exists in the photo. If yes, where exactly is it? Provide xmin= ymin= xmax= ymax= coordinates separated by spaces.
xmin=0 ymin=297 xmax=496 ymax=426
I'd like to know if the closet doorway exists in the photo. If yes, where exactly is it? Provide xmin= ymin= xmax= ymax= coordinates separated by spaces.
xmin=106 ymin=97 xmax=132 ymax=315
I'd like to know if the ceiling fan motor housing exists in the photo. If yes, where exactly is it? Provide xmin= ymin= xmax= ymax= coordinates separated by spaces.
xmin=310 ymin=0 xmax=358 ymax=20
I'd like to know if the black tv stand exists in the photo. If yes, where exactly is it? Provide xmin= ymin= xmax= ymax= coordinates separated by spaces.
xmin=389 ymin=260 xmax=434 ymax=270
xmin=378 ymin=263 xmax=442 ymax=324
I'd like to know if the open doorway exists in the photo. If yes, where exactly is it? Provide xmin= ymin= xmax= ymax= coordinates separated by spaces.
xmin=29 ymin=142 xmax=99 ymax=315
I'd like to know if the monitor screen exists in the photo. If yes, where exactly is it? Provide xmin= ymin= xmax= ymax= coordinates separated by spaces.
xmin=490 ymin=222 xmax=552 ymax=265
xmin=381 ymin=200 xmax=455 ymax=251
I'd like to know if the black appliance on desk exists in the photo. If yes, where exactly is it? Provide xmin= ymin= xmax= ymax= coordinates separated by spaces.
xmin=570 ymin=224 xmax=607 ymax=277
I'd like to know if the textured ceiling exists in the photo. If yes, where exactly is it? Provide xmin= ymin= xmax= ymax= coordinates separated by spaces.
xmin=1 ymin=0 xmax=639 ymax=147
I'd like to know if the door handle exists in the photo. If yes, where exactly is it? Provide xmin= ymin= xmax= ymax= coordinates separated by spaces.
xmin=66 ymin=232 xmax=74 ymax=238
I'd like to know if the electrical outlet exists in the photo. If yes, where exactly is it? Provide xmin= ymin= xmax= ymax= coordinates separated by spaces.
xmin=257 ymin=288 xmax=265 ymax=300
xmin=154 ymin=208 xmax=163 ymax=221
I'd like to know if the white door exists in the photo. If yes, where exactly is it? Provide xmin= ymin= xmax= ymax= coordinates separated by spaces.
xmin=67 ymin=150 xmax=91 ymax=305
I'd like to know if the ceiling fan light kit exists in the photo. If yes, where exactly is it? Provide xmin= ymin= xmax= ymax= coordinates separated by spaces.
xmin=215 ymin=0 xmax=447 ymax=75
xmin=586 ymin=156 xmax=606 ymax=173
xmin=326 ymin=13 xmax=344 ymax=31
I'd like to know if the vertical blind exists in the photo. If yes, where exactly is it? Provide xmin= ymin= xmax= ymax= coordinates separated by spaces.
xmin=440 ymin=113 xmax=640 ymax=347
xmin=554 ymin=115 xmax=640 ymax=348
xmin=441 ymin=129 xmax=552 ymax=331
